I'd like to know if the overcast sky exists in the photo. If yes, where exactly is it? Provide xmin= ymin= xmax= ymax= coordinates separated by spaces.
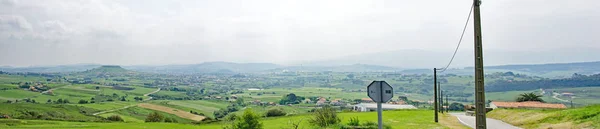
xmin=1 ymin=0 xmax=599 ymax=67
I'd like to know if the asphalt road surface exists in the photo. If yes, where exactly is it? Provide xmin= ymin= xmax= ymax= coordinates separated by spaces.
xmin=450 ymin=113 xmax=521 ymax=129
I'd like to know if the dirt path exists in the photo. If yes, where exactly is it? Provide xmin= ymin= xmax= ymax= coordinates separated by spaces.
xmin=41 ymin=84 xmax=71 ymax=94
xmin=92 ymin=105 xmax=137 ymax=116
xmin=137 ymin=103 xmax=205 ymax=121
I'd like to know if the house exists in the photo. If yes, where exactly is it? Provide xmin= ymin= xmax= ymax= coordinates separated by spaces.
xmin=302 ymin=98 xmax=312 ymax=104
xmin=331 ymin=99 xmax=345 ymax=106
xmin=252 ymin=100 xmax=262 ymax=105
xmin=490 ymin=101 xmax=567 ymax=109
xmin=352 ymin=103 xmax=417 ymax=112
xmin=361 ymin=98 xmax=374 ymax=103
xmin=230 ymin=95 xmax=238 ymax=99
xmin=561 ymin=92 xmax=575 ymax=97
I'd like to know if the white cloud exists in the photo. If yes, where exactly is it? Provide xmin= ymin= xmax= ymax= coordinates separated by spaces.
xmin=0 ymin=0 xmax=599 ymax=66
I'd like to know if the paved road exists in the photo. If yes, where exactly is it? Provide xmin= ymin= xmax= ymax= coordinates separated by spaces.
xmin=144 ymin=88 xmax=161 ymax=101
xmin=450 ymin=113 xmax=521 ymax=129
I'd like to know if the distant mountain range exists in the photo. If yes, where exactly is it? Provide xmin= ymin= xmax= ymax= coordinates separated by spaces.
xmin=1 ymin=61 xmax=599 ymax=78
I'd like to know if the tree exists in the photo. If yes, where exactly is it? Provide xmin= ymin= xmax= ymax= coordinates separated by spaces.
xmin=47 ymin=99 xmax=51 ymax=103
xmin=96 ymin=86 xmax=100 ymax=90
xmin=265 ymin=108 xmax=286 ymax=117
xmin=107 ymin=115 xmax=124 ymax=122
xmin=448 ymin=102 xmax=465 ymax=111
xmin=309 ymin=106 xmax=340 ymax=127
xmin=145 ymin=112 xmax=164 ymax=122
xmin=231 ymin=109 xmax=263 ymax=129
xmin=516 ymin=92 xmax=545 ymax=102
xmin=78 ymin=99 xmax=89 ymax=104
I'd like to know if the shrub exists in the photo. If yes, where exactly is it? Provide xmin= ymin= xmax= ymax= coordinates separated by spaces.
xmin=78 ymin=99 xmax=88 ymax=104
xmin=145 ymin=112 xmax=164 ymax=122
xmin=164 ymin=117 xmax=177 ymax=123
xmin=309 ymin=106 xmax=340 ymax=127
xmin=225 ymin=113 xmax=238 ymax=122
xmin=265 ymin=108 xmax=286 ymax=117
xmin=107 ymin=115 xmax=124 ymax=122
xmin=227 ymin=109 xmax=263 ymax=129
xmin=347 ymin=117 xmax=360 ymax=126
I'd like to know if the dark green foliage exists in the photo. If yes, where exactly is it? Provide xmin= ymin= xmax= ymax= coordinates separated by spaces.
xmin=164 ymin=117 xmax=177 ymax=123
xmin=145 ymin=112 xmax=164 ymax=122
xmin=265 ymin=108 xmax=286 ymax=117
xmin=107 ymin=115 xmax=124 ymax=122
xmin=229 ymin=109 xmax=263 ymax=129
xmin=279 ymin=93 xmax=305 ymax=105
xmin=449 ymin=102 xmax=465 ymax=111
xmin=78 ymin=99 xmax=89 ymax=104
xmin=309 ymin=106 xmax=340 ymax=127
xmin=516 ymin=92 xmax=545 ymax=102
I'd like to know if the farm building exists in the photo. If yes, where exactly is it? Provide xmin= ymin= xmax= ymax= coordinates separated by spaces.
xmin=352 ymin=103 xmax=417 ymax=112
xmin=490 ymin=101 xmax=567 ymax=109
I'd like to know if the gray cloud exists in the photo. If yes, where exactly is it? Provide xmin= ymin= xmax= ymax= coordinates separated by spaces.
xmin=0 ymin=0 xmax=599 ymax=67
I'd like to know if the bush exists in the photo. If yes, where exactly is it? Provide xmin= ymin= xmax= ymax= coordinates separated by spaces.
xmin=309 ymin=106 xmax=340 ymax=127
xmin=225 ymin=113 xmax=238 ymax=122
xmin=164 ymin=117 xmax=178 ymax=123
xmin=265 ymin=108 xmax=286 ymax=117
xmin=145 ymin=112 xmax=164 ymax=122
xmin=107 ymin=115 xmax=124 ymax=122
xmin=227 ymin=109 xmax=263 ymax=129
xmin=78 ymin=99 xmax=88 ymax=104
xmin=347 ymin=117 xmax=360 ymax=126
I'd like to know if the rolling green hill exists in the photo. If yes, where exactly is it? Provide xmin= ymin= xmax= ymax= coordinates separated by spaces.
xmin=487 ymin=105 xmax=600 ymax=129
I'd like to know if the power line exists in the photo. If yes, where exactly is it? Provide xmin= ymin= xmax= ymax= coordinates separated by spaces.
xmin=439 ymin=4 xmax=474 ymax=73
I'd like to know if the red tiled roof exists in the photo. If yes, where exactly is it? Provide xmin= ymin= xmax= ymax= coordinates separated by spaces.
xmin=492 ymin=101 xmax=567 ymax=109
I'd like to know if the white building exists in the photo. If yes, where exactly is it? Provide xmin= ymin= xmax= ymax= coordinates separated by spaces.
xmin=352 ymin=103 xmax=417 ymax=112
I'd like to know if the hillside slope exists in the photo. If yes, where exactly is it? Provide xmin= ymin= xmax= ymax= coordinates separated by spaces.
xmin=487 ymin=105 xmax=600 ymax=129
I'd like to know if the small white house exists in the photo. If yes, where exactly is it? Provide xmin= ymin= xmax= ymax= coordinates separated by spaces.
xmin=352 ymin=103 xmax=417 ymax=112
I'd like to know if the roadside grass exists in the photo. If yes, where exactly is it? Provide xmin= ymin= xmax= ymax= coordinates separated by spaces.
xmin=200 ymin=109 xmax=447 ymax=129
xmin=487 ymin=104 xmax=600 ymax=129
xmin=0 ymin=119 xmax=201 ymax=129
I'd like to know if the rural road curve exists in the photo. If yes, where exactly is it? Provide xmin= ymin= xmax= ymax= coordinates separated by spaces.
xmin=144 ymin=88 xmax=161 ymax=101
xmin=450 ymin=113 xmax=521 ymax=129
xmin=552 ymin=92 xmax=569 ymax=102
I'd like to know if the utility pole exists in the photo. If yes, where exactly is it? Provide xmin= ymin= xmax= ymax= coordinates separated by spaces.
xmin=433 ymin=68 xmax=438 ymax=123
xmin=446 ymin=93 xmax=449 ymax=113
xmin=439 ymin=82 xmax=443 ymax=113
xmin=570 ymin=97 xmax=574 ymax=108
xmin=473 ymin=0 xmax=486 ymax=128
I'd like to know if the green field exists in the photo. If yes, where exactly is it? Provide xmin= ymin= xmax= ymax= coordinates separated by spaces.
xmin=0 ymin=110 xmax=446 ymax=129
xmin=160 ymin=100 xmax=229 ymax=117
